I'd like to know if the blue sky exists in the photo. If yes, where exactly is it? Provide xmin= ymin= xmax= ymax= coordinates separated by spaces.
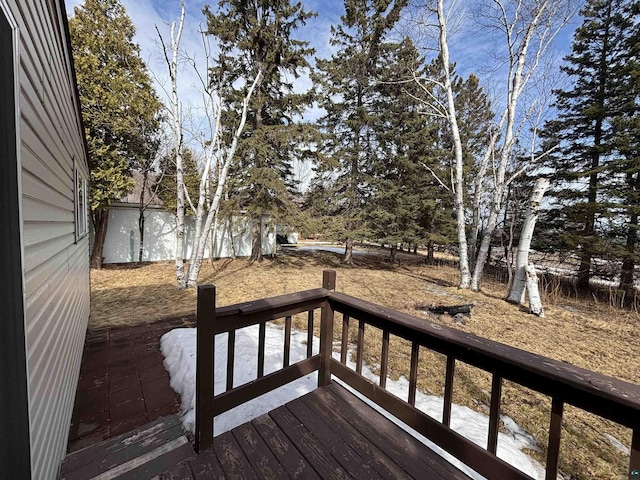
xmin=65 ymin=0 xmax=582 ymax=120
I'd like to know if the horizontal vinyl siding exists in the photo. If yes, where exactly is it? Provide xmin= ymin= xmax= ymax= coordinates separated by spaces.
xmin=9 ymin=0 xmax=90 ymax=478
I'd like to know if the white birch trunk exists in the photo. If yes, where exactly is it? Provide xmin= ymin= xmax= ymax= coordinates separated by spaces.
xmin=157 ymin=3 xmax=186 ymax=288
xmin=507 ymin=177 xmax=550 ymax=304
xmin=470 ymin=0 xmax=557 ymax=292
xmin=525 ymin=264 xmax=544 ymax=317
xmin=185 ymin=71 xmax=262 ymax=287
xmin=437 ymin=0 xmax=471 ymax=288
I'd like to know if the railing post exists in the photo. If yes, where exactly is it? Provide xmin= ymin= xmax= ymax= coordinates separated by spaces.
xmin=195 ymin=284 xmax=216 ymax=453
xmin=319 ymin=270 xmax=336 ymax=387
xmin=630 ymin=428 xmax=639 ymax=480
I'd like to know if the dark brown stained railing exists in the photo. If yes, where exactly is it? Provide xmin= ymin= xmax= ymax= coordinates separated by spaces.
xmin=195 ymin=270 xmax=640 ymax=480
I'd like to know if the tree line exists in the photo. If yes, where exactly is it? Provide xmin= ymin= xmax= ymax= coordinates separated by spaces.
xmin=69 ymin=0 xmax=639 ymax=298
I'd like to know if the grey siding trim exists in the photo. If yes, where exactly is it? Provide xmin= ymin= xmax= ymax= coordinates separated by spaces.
xmin=0 ymin=3 xmax=31 ymax=478
xmin=8 ymin=0 xmax=91 ymax=478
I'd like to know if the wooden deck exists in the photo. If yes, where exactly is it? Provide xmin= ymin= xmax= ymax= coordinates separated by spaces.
xmin=61 ymin=383 xmax=473 ymax=479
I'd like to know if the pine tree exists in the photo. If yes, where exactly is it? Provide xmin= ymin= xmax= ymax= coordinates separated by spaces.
xmin=69 ymin=0 xmax=162 ymax=268
xmin=313 ymin=0 xmax=408 ymax=264
xmin=204 ymin=0 xmax=316 ymax=262
xmin=609 ymin=0 xmax=640 ymax=293
xmin=541 ymin=0 xmax=635 ymax=290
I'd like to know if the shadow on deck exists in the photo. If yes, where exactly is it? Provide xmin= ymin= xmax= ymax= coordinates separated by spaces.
xmin=60 ymin=383 xmax=472 ymax=479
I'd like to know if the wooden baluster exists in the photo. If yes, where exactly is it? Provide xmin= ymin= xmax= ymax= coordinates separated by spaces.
xmin=408 ymin=342 xmax=419 ymax=406
xmin=226 ymin=330 xmax=235 ymax=391
xmin=545 ymin=398 xmax=564 ymax=480
xmin=487 ymin=375 xmax=502 ymax=454
xmin=442 ymin=356 xmax=455 ymax=427
xmin=319 ymin=270 xmax=336 ymax=387
xmin=356 ymin=319 xmax=365 ymax=375
xmin=195 ymin=284 xmax=215 ymax=453
xmin=380 ymin=330 xmax=389 ymax=389
xmin=257 ymin=322 xmax=266 ymax=378
xmin=284 ymin=315 xmax=292 ymax=367
xmin=307 ymin=310 xmax=314 ymax=358
xmin=341 ymin=314 xmax=349 ymax=364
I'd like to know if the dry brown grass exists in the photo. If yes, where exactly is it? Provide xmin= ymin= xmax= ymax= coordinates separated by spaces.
xmin=90 ymin=247 xmax=639 ymax=479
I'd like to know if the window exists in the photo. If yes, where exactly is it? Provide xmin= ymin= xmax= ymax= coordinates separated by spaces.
xmin=74 ymin=161 xmax=88 ymax=240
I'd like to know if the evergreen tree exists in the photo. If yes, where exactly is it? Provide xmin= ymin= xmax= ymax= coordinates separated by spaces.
xmin=609 ymin=0 xmax=640 ymax=293
xmin=204 ymin=0 xmax=316 ymax=262
xmin=313 ymin=0 xmax=408 ymax=264
xmin=540 ymin=0 xmax=635 ymax=290
xmin=368 ymin=38 xmax=434 ymax=261
xmin=69 ymin=0 xmax=162 ymax=268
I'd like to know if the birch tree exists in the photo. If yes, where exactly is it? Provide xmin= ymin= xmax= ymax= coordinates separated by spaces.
xmin=506 ymin=177 xmax=549 ymax=315
xmin=423 ymin=0 xmax=574 ymax=290
xmin=156 ymin=2 xmax=187 ymax=288
xmin=157 ymin=3 xmax=262 ymax=288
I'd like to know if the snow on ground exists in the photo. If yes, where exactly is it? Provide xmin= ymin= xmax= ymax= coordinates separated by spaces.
xmin=161 ymin=324 xmax=545 ymax=479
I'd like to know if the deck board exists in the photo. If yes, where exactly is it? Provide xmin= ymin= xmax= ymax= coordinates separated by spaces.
xmin=327 ymin=384 xmax=473 ymax=480
xmin=231 ymin=422 xmax=287 ymax=479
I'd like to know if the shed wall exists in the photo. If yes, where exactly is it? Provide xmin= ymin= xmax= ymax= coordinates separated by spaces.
xmin=10 ymin=0 xmax=91 ymax=478
xmin=103 ymin=205 xmax=276 ymax=263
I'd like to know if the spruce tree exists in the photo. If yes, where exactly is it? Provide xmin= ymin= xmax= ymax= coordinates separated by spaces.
xmin=609 ymin=0 xmax=640 ymax=293
xmin=204 ymin=0 xmax=316 ymax=262
xmin=313 ymin=0 xmax=408 ymax=264
xmin=69 ymin=0 xmax=162 ymax=268
xmin=541 ymin=0 xmax=635 ymax=290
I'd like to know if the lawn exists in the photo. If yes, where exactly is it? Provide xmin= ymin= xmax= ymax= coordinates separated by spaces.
xmin=90 ymin=246 xmax=639 ymax=479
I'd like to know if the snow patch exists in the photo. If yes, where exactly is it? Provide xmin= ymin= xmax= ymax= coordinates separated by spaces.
xmin=604 ymin=433 xmax=630 ymax=455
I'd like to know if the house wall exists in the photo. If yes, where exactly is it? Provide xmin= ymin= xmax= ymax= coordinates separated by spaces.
xmin=103 ymin=205 xmax=276 ymax=263
xmin=8 ymin=0 xmax=91 ymax=478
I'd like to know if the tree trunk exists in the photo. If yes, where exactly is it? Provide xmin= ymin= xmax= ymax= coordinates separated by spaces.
xmin=344 ymin=238 xmax=354 ymax=265
xmin=138 ymin=168 xmax=149 ymax=265
xmin=507 ymin=178 xmax=550 ymax=304
xmin=427 ymin=242 xmax=435 ymax=261
xmin=389 ymin=245 xmax=397 ymax=263
xmin=525 ymin=264 xmax=544 ymax=317
xmin=436 ymin=0 xmax=471 ymax=289
xmin=619 ymin=209 xmax=637 ymax=291
xmin=619 ymin=171 xmax=638 ymax=293
xmin=250 ymin=215 xmax=262 ymax=263
xmin=90 ymin=209 xmax=108 ymax=269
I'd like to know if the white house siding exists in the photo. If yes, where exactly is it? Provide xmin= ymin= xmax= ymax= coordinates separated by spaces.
xmin=103 ymin=205 xmax=276 ymax=263
xmin=10 ymin=0 xmax=90 ymax=478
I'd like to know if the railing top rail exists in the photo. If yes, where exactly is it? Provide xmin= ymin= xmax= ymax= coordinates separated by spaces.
xmin=207 ymin=288 xmax=331 ymax=334
xmin=329 ymin=291 xmax=640 ymax=429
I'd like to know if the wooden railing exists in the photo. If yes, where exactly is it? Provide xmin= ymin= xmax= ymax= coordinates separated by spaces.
xmin=195 ymin=270 xmax=640 ymax=480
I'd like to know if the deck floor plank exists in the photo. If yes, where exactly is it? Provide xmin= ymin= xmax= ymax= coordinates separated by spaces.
xmin=61 ymin=415 xmax=183 ymax=476
xmin=187 ymin=448 xmax=226 ymax=480
xmin=299 ymin=388 xmax=413 ymax=480
xmin=61 ymin=418 xmax=186 ymax=480
xmin=231 ymin=421 xmax=288 ymax=480
xmin=269 ymin=405 xmax=352 ymax=479
xmin=157 ymin=461 xmax=193 ymax=479
xmin=251 ymin=413 xmax=321 ymax=480
xmin=214 ymin=430 xmax=259 ymax=480
xmin=327 ymin=383 xmax=472 ymax=480
xmin=286 ymin=398 xmax=384 ymax=480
